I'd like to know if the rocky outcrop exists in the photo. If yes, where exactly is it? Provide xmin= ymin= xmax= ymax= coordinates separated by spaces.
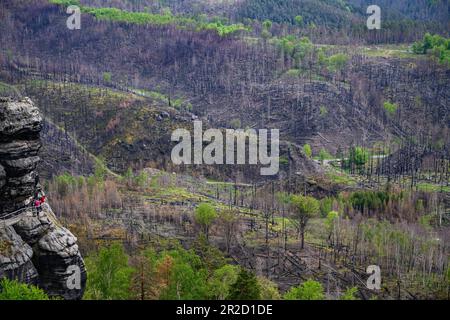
xmin=0 ymin=97 xmax=86 ymax=299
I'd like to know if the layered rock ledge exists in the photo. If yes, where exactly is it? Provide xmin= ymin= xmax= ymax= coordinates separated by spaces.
xmin=0 ymin=97 xmax=86 ymax=299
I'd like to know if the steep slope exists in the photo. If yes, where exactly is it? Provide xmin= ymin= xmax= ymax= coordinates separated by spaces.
xmin=0 ymin=0 xmax=448 ymax=182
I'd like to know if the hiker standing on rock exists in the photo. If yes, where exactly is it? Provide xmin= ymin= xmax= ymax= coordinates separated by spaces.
xmin=34 ymin=192 xmax=46 ymax=213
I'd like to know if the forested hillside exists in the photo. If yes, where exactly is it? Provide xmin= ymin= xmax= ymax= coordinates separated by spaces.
xmin=0 ymin=0 xmax=449 ymax=301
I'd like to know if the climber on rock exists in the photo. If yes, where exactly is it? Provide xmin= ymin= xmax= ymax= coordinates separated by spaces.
xmin=34 ymin=193 xmax=46 ymax=213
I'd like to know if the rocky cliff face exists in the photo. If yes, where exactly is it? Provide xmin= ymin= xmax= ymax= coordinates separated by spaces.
xmin=0 ymin=97 xmax=86 ymax=300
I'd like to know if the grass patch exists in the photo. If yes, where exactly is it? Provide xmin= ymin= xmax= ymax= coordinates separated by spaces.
xmin=326 ymin=171 xmax=357 ymax=186
xmin=416 ymin=183 xmax=450 ymax=193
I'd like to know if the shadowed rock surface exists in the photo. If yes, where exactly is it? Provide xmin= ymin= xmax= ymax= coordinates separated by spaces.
xmin=0 ymin=97 xmax=86 ymax=300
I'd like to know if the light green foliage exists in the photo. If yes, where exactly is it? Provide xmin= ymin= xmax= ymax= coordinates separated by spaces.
xmin=130 ymin=243 xmax=234 ymax=300
xmin=285 ymin=69 xmax=301 ymax=77
xmin=207 ymin=265 xmax=239 ymax=300
xmin=383 ymin=101 xmax=398 ymax=117
xmin=277 ymin=36 xmax=313 ymax=65
xmin=52 ymin=2 xmax=248 ymax=37
xmin=360 ymin=219 xmax=411 ymax=259
xmin=262 ymin=19 xmax=272 ymax=30
xmin=340 ymin=287 xmax=359 ymax=300
xmin=318 ymin=48 xmax=327 ymax=66
xmin=102 ymin=72 xmax=112 ymax=84
xmin=195 ymin=203 xmax=218 ymax=239
xmin=319 ymin=148 xmax=332 ymax=162
xmin=84 ymin=243 xmax=135 ymax=300
xmin=320 ymin=197 xmax=334 ymax=217
xmin=55 ymin=172 xmax=78 ymax=196
xmin=346 ymin=146 xmax=368 ymax=168
xmin=291 ymin=195 xmax=320 ymax=220
xmin=303 ymin=143 xmax=312 ymax=158
xmin=0 ymin=278 xmax=49 ymax=300
xmin=412 ymin=33 xmax=450 ymax=65
xmin=134 ymin=170 xmax=149 ymax=188
xmin=276 ymin=192 xmax=293 ymax=206
xmin=290 ymin=195 xmax=320 ymax=248
xmin=294 ymin=37 xmax=313 ymax=62
xmin=228 ymin=268 xmax=261 ymax=300
xmin=325 ymin=211 xmax=339 ymax=234
xmin=258 ymin=277 xmax=281 ymax=300
xmin=158 ymin=249 xmax=208 ymax=300
xmin=124 ymin=167 xmax=133 ymax=184
xmin=195 ymin=203 xmax=218 ymax=229
xmin=279 ymin=155 xmax=289 ymax=165
xmin=419 ymin=214 xmax=434 ymax=231
xmin=284 ymin=279 xmax=324 ymax=300
xmin=94 ymin=158 xmax=108 ymax=182
xmin=202 ymin=22 xmax=249 ymax=37
xmin=326 ymin=53 xmax=349 ymax=72
xmin=294 ymin=15 xmax=303 ymax=26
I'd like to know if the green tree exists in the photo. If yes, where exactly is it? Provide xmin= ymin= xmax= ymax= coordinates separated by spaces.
xmin=207 ymin=265 xmax=239 ymax=300
xmin=134 ymin=170 xmax=149 ymax=188
xmin=325 ymin=211 xmax=340 ymax=245
xmin=383 ymin=101 xmax=398 ymax=118
xmin=261 ymin=20 xmax=272 ymax=40
xmin=290 ymin=195 xmax=320 ymax=249
xmin=258 ymin=277 xmax=281 ymax=300
xmin=262 ymin=19 xmax=272 ymax=30
xmin=303 ymin=144 xmax=312 ymax=158
xmin=284 ymin=279 xmax=324 ymax=300
xmin=158 ymin=249 xmax=208 ymax=300
xmin=94 ymin=158 xmax=108 ymax=183
xmin=346 ymin=146 xmax=368 ymax=171
xmin=84 ymin=243 xmax=134 ymax=300
xmin=319 ymin=148 xmax=331 ymax=163
xmin=293 ymin=37 xmax=313 ymax=64
xmin=294 ymin=15 xmax=303 ymax=26
xmin=195 ymin=203 xmax=218 ymax=241
xmin=326 ymin=53 xmax=348 ymax=73
xmin=193 ymin=234 xmax=228 ymax=272
xmin=0 ymin=278 xmax=49 ymax=300
xmin=102 ymin=72 xmax=112 ymax=84
xmin=320 ymin=197 xmax=334 ymax=217
xmin=228 ymin=268 xmax=261 ymax=300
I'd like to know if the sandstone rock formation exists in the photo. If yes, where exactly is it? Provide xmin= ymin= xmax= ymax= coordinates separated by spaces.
xmin=0 ymin=97 xmax=86 ymax=299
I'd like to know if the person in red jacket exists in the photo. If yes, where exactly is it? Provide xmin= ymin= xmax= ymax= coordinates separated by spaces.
xmin=34 ymin=194 xmax=46 ymax=213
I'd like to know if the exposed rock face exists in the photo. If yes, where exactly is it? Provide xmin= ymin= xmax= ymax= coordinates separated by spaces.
xmin=0 ymin=97 xmax=86 ymax=299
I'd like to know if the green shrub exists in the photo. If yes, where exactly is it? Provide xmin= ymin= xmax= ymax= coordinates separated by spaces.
xmin=412 ymin=33 xmax=450 ymax=65
xmin=383 ymin=101 xmax=398 ymax=117
xmin=84 ymin=243 xmax=134 ymax=300
xmin=303 ymin=144 xmax=312 ymax=158
xmin=227 ymin=268 xmax=261 ymax=300
xmin=284 ymin=279 xmax=324 ymax=300
xmin=0 ymin=278 xmax=49 ymax=300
